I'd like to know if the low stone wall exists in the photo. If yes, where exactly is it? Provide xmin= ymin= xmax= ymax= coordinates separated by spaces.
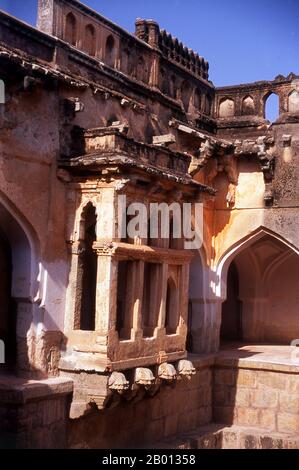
xmin=213 ymin=358 xmax=299 ymax=434
xmin=0 ymin=377 xmax=73 ymax=449
xmin=68 ymin=356 xmax=213 ymax=449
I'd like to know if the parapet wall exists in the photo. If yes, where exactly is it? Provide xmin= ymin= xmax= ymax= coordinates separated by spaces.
xmin=215 ymin=73 xmax=299 ymax=123
xmin=36 ymin=0 xmax=214 ymax=116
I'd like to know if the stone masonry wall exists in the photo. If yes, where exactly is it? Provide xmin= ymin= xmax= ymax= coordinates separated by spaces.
xmin=68 ymin=357 xmax=213 ymax=449
xmin=213 ymin=361 xmax=299 ymax=435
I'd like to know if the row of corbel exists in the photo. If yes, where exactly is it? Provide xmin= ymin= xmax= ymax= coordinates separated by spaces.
xmin=108 ymin=360 xmax=196 ymax=397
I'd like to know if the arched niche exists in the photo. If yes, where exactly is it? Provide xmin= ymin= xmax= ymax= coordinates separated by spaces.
xmin=84 ymin=24 xmax=96 ymax=56
xmin=219 ymin=98 xmax=235 ymax=118
xmin=242 ymin=95 xmax=255 ymax=115
xmin=65 ymin=12 xmax=77 ymax=46
xmin=105 ymin=35 xmax=116 ymax=68
xmin=288 ymin=89 xmax=299 ymax=113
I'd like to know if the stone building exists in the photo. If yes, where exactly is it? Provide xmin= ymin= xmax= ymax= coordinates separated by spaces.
xmin=0 ymin=0 xmax=299 ymax=449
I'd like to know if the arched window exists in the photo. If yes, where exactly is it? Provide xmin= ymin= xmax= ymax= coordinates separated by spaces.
xmin=65 ymin=12 xmax=77 ymax=46
xmin=105 ymin=35 xmax=116 ymax=68
xmin=84 ymin=24 xmax=96 ymax=56
xmin=264 ymin=92 xmax=280 ymax=122
xmin=165 ymin=278 xmax=179 ymax=334
xmin=75 ymin=203 xmax=97 ymax=331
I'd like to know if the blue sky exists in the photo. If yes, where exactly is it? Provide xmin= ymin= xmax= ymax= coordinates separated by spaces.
xmin=0 ymin=0 xmax=298 ymax=87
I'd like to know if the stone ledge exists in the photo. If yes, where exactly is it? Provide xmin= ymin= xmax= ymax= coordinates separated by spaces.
xmin=215 ymin=356 xmax=299 ymax=374
xmin=0 ymin=375 xmax=73 ymax=404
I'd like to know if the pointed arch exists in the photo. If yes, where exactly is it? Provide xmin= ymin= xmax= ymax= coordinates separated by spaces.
xmin=105 ymin=34 xmax=116 ymax=68
xmin=65 ymin=12 xmax=77 ymax=46
xmin=215 ymin=226 xmax=299 ymax=300
xmin=84 ymin=24 xmax=96 ymax=56
xmin=264 ymin=91 xmax=280 ymax=122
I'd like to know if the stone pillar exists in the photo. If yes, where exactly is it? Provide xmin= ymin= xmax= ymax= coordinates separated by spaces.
xmin=177 ymin=263 xmax=189 ymax=336
xmin=37 ymin=0 xmax=55 ymax=35
xmin=95 ymin=253 xmax=117 ymax=336
xmin=155 ymin=263 xmax=167 ymax=338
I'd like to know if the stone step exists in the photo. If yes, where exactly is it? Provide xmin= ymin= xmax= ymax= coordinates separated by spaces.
xmin=150 ymin=423 xmax=299 ymax=449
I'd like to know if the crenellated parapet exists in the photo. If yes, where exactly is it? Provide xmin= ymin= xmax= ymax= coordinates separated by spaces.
xmin=36 ymin=0 xmax=214 ymax=118
xmin=135 ymin=19 xmax=209 ymax=80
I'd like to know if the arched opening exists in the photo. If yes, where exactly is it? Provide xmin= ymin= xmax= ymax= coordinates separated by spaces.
xmin=219 ymin=230 xmax=299 ymax=345
xmin=0 ymin=230 xmax=17 ymax=371
xmin=165 ymin=278 xmax=179 ymax=335
xmin=65 ymin=12 xmax=77 ymax=46
xmin=264 ymin=92 xmax=279 ymax=122
xmin=0 ymin=199 xmax=37 ymax=375
xmin=84 ymin=24 xmax=96 ymax=56
xmin=76 ymin=203 xmax=97 ymax=331
xmin=105 ymin=35 xmax=116 ymax=68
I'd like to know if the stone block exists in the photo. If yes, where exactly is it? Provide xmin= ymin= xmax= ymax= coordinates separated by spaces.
xmin=260 ymin=435 xmax=283 ymax=449
xmin=234 ymin=388 xmax=251 ymax=407
xmin=222 ymin=429 xmax=239 ymax=449
xmin=258 ymin=371 xmax=286 ymax=390
xmin=236 ymin=369 xmax=257 ymax=388
xmin=240 ymin=433 xmax=260 ymax=449
xmin=258 ymin=409 xmax=277 ymax=431
xmin=251 ymin=389 xmax=278 ymax=408
xmin=237 ymin=407 xmax=259 ymax=427
xmin=277 ymin=413 xmax=299 ymax=433
xmin=279 ymin=393 xmax=299 ymax=414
